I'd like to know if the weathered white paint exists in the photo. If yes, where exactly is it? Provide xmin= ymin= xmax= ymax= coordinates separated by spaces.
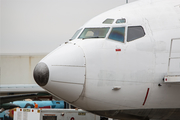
xmin=34 ymin=0 xmax=180 ymax=119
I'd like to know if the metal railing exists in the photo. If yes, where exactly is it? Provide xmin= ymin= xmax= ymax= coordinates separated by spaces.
xmin=167 ymin=38 xmax=180 ymax=75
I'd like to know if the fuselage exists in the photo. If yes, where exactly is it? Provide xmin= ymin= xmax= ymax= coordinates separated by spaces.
xmin=33 ymin=0 xmax=180 ymax=119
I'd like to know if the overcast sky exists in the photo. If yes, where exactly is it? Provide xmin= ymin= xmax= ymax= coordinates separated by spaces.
xmin=0 ymin=0 xmax=137 ymax=54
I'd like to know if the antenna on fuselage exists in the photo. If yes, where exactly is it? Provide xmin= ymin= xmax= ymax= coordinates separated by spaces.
xmin=126 ymin=0 xmax=128 ymax=3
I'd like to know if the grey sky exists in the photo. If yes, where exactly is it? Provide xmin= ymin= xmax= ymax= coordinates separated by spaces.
xmin=0 ymin=0 xmax=137 ymax=54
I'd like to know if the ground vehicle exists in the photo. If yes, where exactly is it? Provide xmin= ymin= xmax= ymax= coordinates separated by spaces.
xmin=13 ymin=108 xmax=100 ymax=120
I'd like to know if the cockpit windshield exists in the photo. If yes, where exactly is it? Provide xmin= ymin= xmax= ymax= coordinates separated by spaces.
xmin=71 ymin=28 xmax=82 ymax=40
xmin=78 ymin=27 xmax=110 ymax=39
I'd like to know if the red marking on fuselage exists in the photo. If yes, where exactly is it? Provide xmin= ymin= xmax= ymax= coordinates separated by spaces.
xmin=143 ymin=88 xmax=150 ymax=106
xmin=115 ymin=49 xmax=121 ymax=51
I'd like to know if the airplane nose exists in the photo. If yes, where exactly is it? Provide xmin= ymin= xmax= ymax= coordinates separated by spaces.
xmin=35 ymin=43 xmax=86 ymax=103
xmin=33 ymin=62 xmax=49 ymax=86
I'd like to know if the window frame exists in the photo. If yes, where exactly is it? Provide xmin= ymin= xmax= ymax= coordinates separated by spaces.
xmin=70 ymin=28 xmax=83 ymax=40
xmin=103 ymin=18 xmax=115 ymax=24
xmin=116 ymin=18 xmax=126 ymax=24
xmin=107 ymin=26 xmax=126 ymax=43
xmin=78 ymin=27 xmax=110 ymax=39
xmin=127 ymin=26 xmax=146 ymax=42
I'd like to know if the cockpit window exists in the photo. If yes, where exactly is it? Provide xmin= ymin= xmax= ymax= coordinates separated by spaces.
xmin=103 ymin=19 xmax=114 ymax=24
xmin=71 ymin=28 xmax=82 ymax=40
xmin=116 ymin=18 xmax=126 ymax=23
xmin=78 ymin=28 xmax=110 ymax=39
xmin=127 ymin=26 xmax=145 ymax=42
xmin=108 ymin=27 xmax=125 ymax=43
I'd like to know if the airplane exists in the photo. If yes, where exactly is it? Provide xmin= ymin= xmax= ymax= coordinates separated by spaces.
xmin=0 ymin=93 xmax=37 ymax=112
xmin=33 ymin=0 xmax=180 ymax=119
xmin=0 ymin=93 xmax=50 ymax=113
xmin=12 ymin=100 xmax=65 ymax=109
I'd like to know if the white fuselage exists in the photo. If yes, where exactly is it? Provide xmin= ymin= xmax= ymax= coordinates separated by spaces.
xmin=34 ymin=0 xmax=180 ymax=119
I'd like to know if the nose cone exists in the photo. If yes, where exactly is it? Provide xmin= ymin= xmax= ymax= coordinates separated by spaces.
xmin=33 ymin=62 xmax=49 ymax=86
xmin=35 ymin=44 xmax=86 ymax=103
